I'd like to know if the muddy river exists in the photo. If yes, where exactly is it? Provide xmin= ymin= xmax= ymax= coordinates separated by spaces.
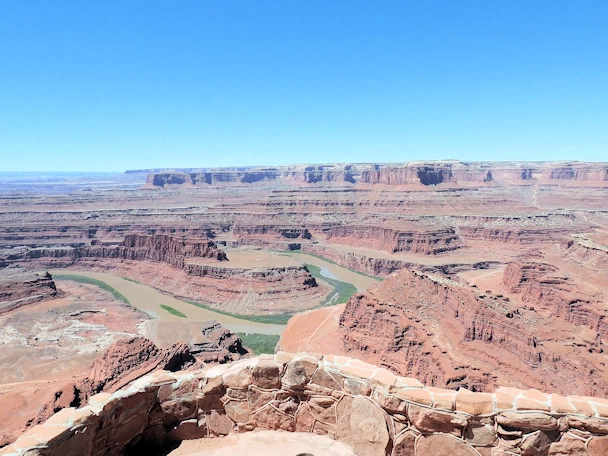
xmin=50 ymin=250 xmax=378 ymax=336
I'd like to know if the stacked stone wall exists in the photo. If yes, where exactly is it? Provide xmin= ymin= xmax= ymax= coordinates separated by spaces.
xmin=3 ymin=353 xmax=608 ymax=456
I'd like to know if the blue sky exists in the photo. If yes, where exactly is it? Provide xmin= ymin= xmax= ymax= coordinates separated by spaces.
xmin=1 ymin=1 xmax=607 ymax=171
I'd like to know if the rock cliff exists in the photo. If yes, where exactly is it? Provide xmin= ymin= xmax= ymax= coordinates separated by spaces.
xmin=0 ymin=266 xmax=58 ymax=314
xmin=27 ymin=337 xmax=196 ymax=430
xmin=503 ymin=262 xmax=608 ymax=336
xmin=11 ymin=234 xmax=325 ymax=315
xmin=143 ymin=161 xmax=608 ymax=191
xmin=326 ymin=225 xmax=463 ymax=254
xmin=337 ymin=268 xmax=608 ymax=396
xmin=24 ymin=233 xmax=227 ymax=267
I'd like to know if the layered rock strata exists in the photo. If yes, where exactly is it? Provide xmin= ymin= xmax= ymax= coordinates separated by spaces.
xmin=0 ymin=266 xmax=58 ymax=314
xmin=27 ymin=337 xmax=196 ymax=430
xmin=326 ymin=225 xmax=463 ymax=254
xmin=6 ymin=353 xmax=608 ymax=456
xmin=190 ymin=320 xmax=249 ymax=362
xmin=336 ymin=268 xmax=608 ymax=396
xmin=26 ymin=329 xmax=250 ymax=434
xmin=300 ymin=243 xmax=493 ymax=276
xmin=23 ymin=233 xmax=228 ymax=266
xmin=561 ymin=235 xmax=608 ymax=272
xmin=144 ymin=161 xmax=608 ymax=189
xmin=503 ymin=262 xmax=608 ymax=336
xmin=8 ymin=234 xmax=324 ymax=314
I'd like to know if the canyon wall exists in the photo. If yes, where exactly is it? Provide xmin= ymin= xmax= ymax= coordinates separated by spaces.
xmin=143 ymin=161 xmax=608 ymax=189
xmin=23 ymin=233 xmax=227 ymax=267
xmin=561 ymin=237 xmax=608 ymax=273
xmin=0 ymin=266 xmax=58 ymax=314
xmin=337 ymin=268 xmax=608 ymax=396
xmin=9 ymin=234 xmax=325 ymax=314
xmin=6 ymin=352 xmax=608 ymax=456
xmin=144 ymin=165 xmax=360 ymax=188
xmin=503 ymin=262 xmax=608 ymax=337
xmin=300 ymin=243 xmax=491 ymax=276
xmin=326 ymin=225 xmax=463 ymax=254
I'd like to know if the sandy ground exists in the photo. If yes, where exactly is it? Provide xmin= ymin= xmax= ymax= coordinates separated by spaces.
xmin=167 ymin=430 xmax=356 ymax=456
xmin=279 ymin=305 xmax=347 ymax=355
xmin=0 ymin=281 xmax=146 ymax=446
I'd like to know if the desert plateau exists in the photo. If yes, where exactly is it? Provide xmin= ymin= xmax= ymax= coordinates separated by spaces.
xmin=1 ymin=161 xmax=608 ymax=455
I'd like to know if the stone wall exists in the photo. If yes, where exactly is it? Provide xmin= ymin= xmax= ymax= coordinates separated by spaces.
xmin=3 ymin=353 xmax=608 ymax=456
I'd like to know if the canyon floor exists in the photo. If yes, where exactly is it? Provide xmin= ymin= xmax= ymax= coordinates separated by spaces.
xmin=1 ymin=161 xmax=608 ymax=449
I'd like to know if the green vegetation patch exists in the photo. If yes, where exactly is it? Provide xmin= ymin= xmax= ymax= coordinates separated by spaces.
xmin=237 ymin=333 xmax=280 ymax=355
xmin=160 ymin=304 xmax=187 ymax=318
xmin=185 ymin=300 xmax=293 ymax=325
xmin=53 ymin=274 xmax=130 ymax=304
xmin=306 ymin=264 xmax=358 ymax=306
xmin=123 ymin=277 xmax=142 ymax=284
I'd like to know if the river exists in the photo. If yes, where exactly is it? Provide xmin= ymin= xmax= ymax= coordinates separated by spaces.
xmin=50 ymin=251 xmax=378 ymax=336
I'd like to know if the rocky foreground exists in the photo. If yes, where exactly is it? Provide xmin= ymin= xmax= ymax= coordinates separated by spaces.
xmin=4 ymin=352 xmax=608 ymax=456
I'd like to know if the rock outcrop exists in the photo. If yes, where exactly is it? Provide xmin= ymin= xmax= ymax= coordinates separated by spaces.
xmin=8 ymin=352 xmax=608 ymax=456
xmin=24 ymin=233 xmax=228 ymax=266
xmin=561 ymin=235 xmax=608 ymax=272
xmin=28 ymin=337 xmax=196 ymax=429
xmin=9 ymin=234 xmax=325 ymax=314
xmin=143 ymin=162 xmax=608 ymax=189
xmin=326 ymin=225 xmax=463 ymax=254
xmin=335 ymin=268 xmax=608 ymax=396
xmin=503 ymin=261 xmax=608 ymax=336
xmin=190 ymin=320 xmax=249 ymax=362
xmin=0 ymin=266 xmax=58 ymax=314
xmin=143 ymin=164 xmax=361 ymax=188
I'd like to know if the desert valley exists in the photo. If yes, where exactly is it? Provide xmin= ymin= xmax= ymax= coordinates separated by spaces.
xmin=1 ymin=161 xmax=608 ymax=455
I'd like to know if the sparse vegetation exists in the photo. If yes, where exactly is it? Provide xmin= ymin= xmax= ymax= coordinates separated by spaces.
xmin=160 ymin=304 xmax=187 ymax=318
xmin=123 ymin=277 xmax=142 ymax=284
xmin=53 ymin=274 xmax=130 ymax=304
xmin=237 ymin=333 xmax=280 ymax=355
xmin=306 ymin=264 xmax=358 ymax=306
xmin=185 ymin=300 xmax=293 ymax=324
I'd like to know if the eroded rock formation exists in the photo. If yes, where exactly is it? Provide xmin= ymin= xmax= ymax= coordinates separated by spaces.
xmin=27 ymin=337 xmax=196 ymax=430
xmin=143 ymin=161 xmax=608 ymax=189
xmin=7 ymin=353 xmax=608 ymax=456
xmin=190 ymin=320 xmax=249 ymax=362
xmin=333 ymin=268 xmax=608 ymax=396
xmin=0 ymin=266 xmax=58 ymax=314
xmin=326 ymin=225 xmax=463 ymax=254
xmin=7 ymin=234 xmax=325 ymax=314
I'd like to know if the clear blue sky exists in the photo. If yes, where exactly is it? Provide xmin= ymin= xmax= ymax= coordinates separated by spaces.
xmin=1 ymin=1 xmax=607 ymax=171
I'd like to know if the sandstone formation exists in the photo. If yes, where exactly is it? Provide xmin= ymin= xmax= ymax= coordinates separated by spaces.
xmin=143 ymin=161 xmax=608 ymax=189
xmin=283 ymin=267 xmax=608 ymax=397
xmin=25 ymin=326 xmax=250 ymax=435
xmin=23 ymin=233 xmax=228 ymax=266
xmin=503 ymin=261 xmax=608 ymax=336
xmin=0 ymin=266 xmax=58 ymax=314
xmin=325 ymin=225 xmax=463 ymax=254
xmin=190 ymin=320 xmax=249 ymax=362
xmin=2 ymin=161 xmax=608 ymax=455
xmin=5 ymin=234 xmax=326 ymax=315
xmin=26 ymin=337 xmax=195 ymax=430
xmin=6 ymin=353 xmax=608 ymax=456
